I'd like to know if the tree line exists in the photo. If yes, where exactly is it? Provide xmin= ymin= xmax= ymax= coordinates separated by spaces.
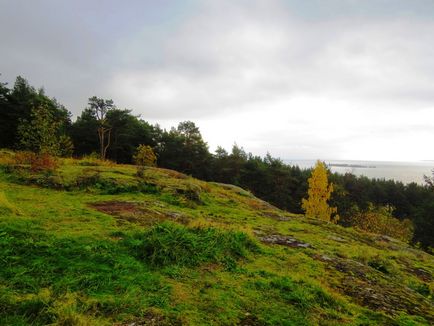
xmin=0 ymin=75 xmax=433 ymax=249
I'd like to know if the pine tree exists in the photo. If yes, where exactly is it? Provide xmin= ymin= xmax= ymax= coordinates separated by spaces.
xmin=302 ymin=160 xmax=338 ymax=223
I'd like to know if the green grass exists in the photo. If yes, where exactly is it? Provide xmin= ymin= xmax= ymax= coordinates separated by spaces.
xmin=0 ymin=153 xmax=433 ymax=325
xmin=125 ymin=222 xmax=259 ymax=268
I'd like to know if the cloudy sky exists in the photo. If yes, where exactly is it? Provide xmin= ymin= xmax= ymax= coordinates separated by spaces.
xmin=1 ymin=0 xmax=434 ymax=161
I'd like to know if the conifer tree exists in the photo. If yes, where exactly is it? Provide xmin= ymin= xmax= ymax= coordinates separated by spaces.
xmin=302 ymin=160 xmax=338 ymax=223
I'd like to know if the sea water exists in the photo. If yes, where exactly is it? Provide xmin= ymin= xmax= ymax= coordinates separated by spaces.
xmin=285 ymin=160 xmax=434 ymax=185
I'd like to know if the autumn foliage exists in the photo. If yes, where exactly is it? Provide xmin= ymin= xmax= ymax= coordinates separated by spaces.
xmin=350 ymin=205 xmax=414 ymax=243
xmin=133 ymin=145 xmax=157 ymax=167
xmin=302 ymin=160 xmax=338 ymax=223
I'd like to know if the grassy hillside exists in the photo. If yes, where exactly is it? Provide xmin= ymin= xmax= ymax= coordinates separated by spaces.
xmin=0 ymin=151 xmax=433 ymax=325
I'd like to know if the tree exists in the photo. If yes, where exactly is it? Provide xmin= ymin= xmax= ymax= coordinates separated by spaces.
xmin=133 ymin=144 xmax=157 ymax=167
xmin=87 ymin=96 xmax=115 ymax=160
xmin=302 ymin=160 xmax=338 ymax=223
xmin=106 ymin=109 xmax=156 ymax=163
xmin=156 ymin=121 xmax=211 ymax=179
xmin=423 ymin=169 xmax=434 ymax=190
xmin=17 ymin=104 xmax=61 ymax=155
xmin=70 ymin=108 xmax=99 ymax=156
xmin=0 ymin=75 xmax=71 ymax=149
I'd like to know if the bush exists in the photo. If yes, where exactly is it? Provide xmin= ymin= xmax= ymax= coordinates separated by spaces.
xmin=349 ymin=204 xmax=414 ymax=242
xmin=13 ymin=151 xmax=36 ymax=165
xmin=12 ymin=151 xmax=58 ymax=172
xmin=29 ymin=153 xmax=58 ymax=172
xmin=125 ymin=222 xmax=259 ymax=268
xmin=134 ymin=145 xmax=156 ymax=178
xmin=133 ymin=145 xmax=157 ymax=167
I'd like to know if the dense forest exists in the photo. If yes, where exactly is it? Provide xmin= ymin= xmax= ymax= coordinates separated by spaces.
xmin=1 ymin=75 xmax=433 ymax=249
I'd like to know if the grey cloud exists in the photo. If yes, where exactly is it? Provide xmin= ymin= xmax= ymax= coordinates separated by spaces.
xmin=1 ymin=0 xmax=433 ymax=160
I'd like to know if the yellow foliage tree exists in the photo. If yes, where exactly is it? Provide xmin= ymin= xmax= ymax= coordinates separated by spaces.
xmin=133 ymin=145 xmax=157 ymax=167
xmin=302 ymin=160 xmax=338 ymax=223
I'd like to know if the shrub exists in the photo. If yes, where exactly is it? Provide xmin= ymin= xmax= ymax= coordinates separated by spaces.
xmin=133 ymin=145 xmax=157 ymax=167
xmin=350 ymin=204 xmax=414 ymax=242
xmin=11 ymin=151 xmax=58 ymax=173
xmin=13 ymin=151 xmax=36 ymax=165
xmin=29 ymin=153 xmax=58 ymax=172
xmin=125 ymin=222 xmax=259 ymax=268
xmin=134 ymin=145 xmax=156 ymax=177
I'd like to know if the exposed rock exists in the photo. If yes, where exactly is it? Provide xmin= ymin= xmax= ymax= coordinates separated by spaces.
xmin=314 ymin=254 xmax=434 ymax=322
xmin=314 ymin=254 xmax=334 ymax=262
xmin=327 ymin=235 xmax=347 ymax=243
xmin=259 ymin=234 xmax=312 ymax=248
xmin=375 ymin=235 xmax=401 ymax=243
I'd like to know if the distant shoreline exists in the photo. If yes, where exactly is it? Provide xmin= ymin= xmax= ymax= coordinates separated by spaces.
xmin=284 ymin=159 xmax=434 ymax=184
xmin=329 ymin=163 xmax=376 ymax=168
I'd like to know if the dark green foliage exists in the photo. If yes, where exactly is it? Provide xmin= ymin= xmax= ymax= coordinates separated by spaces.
xmin=155 ymin=121 xmax=212 ymax=180
xmin=0 ymin=76 xmax=71 ymax=150
xmin=69 ymin=108 xmax=99 ymax=155
xmin=107 ymin=110 xmax=156 ymax=163
xmin=124 ymin=222 xmax=259 ymax=268
xmin=70 ymin=107 xmax=157 ymax=163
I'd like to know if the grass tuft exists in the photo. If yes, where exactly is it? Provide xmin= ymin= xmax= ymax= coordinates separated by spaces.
xmin=125 ymin=222 xmax=259 ymax=268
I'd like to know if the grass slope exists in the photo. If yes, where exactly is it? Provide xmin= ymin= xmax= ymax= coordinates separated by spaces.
xmin=0 ymin=153 xmax=433 ymax=325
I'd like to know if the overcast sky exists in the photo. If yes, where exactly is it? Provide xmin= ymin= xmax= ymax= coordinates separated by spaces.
xmin=1 ymin=0 xmax=434 ymax=161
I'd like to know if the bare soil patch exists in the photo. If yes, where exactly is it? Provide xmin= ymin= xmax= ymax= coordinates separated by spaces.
xmin=90 ymin=201 xmax=190 ymax=225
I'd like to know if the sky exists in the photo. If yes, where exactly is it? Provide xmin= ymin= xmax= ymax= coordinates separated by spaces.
xmin=1 ymin=0 xmax=434 ymax=161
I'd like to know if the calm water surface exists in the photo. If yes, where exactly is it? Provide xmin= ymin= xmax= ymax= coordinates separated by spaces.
xmin=285 ymin=160 xmax=434 ymax=185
